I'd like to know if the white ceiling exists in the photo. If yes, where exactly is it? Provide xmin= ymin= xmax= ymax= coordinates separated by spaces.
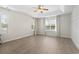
xmin=0 ymin=5 xmax=73 ymax=18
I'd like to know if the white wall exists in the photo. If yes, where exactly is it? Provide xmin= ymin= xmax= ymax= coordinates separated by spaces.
xmin=0 ymin=16 xmax=1 ymax=34
xmin=71 ymin=6 xmax=79 ymax=49
xmin=57 ymin=13 xmax=71 ymax=38
xmin=0 ymin=7 xmax=34 ymax=43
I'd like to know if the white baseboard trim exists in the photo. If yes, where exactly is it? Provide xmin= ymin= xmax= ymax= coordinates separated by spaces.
xmin=3 ymin=33 xmax=33 ymax=43
xmin=71 ymin=39 xmax=79 ymax=50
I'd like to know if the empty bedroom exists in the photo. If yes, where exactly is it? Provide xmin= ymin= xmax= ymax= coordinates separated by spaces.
xmin=0 ymin=5 xmax=79 ymax=54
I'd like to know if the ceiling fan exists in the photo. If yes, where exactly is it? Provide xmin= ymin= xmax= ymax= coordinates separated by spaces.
xmin=34 ymin=5 xmax=48 ymax=13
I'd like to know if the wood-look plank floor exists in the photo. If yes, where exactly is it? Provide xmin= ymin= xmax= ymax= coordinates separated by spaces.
xmin=0 ymin=35 xmax=79 ymax=54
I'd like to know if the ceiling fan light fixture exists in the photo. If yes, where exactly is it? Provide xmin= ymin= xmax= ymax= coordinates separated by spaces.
xmin=34 ymin=5 xmax=48 ymax=13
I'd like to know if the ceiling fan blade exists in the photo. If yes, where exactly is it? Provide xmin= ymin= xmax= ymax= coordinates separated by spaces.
xmin=38 ymin=5 xmax=41 ymax=9
xmin=43 ymin=9 xmax=48 ymax=10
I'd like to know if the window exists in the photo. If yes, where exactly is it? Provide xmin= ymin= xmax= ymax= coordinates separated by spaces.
xmin=0 ymin=15 xmax=8 ymax=31
xmin=45 ymin=18 xmax=57 ymax=31
xmin=31 ymin=20 xmax=35 ymax=31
